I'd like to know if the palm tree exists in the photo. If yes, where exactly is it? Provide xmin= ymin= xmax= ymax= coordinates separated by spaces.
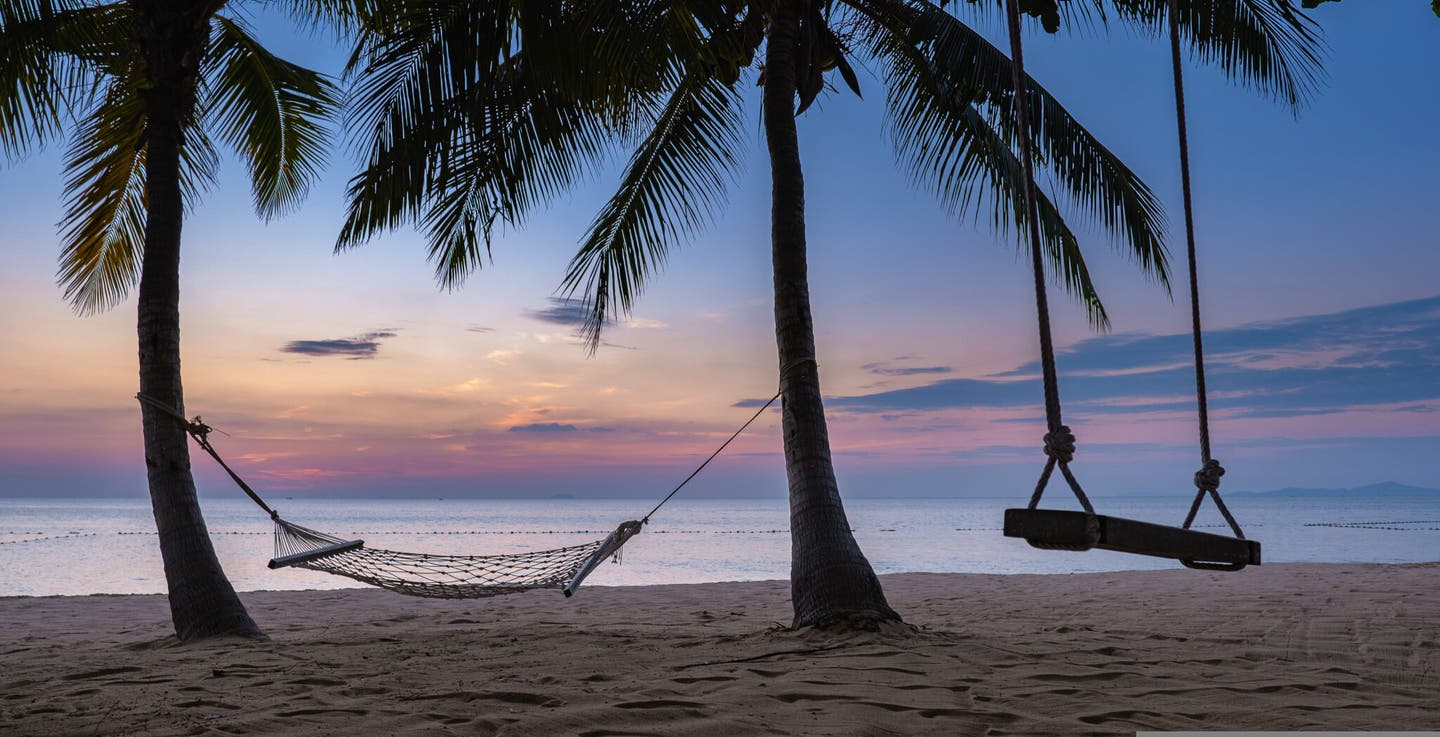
xmin=1 ymin=0 xmax=341 ymax=640
xmin=336 ymin=0 xmax=1322 ymax=628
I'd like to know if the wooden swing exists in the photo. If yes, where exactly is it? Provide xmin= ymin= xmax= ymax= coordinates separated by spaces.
xmin=998 ymin=0 xmax=1260 ymax=571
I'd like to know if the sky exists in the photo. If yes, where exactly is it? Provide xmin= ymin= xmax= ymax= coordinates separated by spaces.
xmin=1 ymin=3 xmax=1436 ymax=502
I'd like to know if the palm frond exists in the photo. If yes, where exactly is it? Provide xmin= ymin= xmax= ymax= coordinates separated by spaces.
xmin=0 ymin=0 xmax=114 ymax=160
xmin=944 ymin=0 xmax=1324 ymax=107
xmin=852 ymin=0 xmax=1170 ymax=321
xmin=56 ymin=73 xmax=145 ymax=314
xmin=280 ymin=0 xmax=372 ymax=37
xmin=204 ymin=15 xmax=339 ymax=220
xmin=946 ymin=0 xmax=1324 ymax=110
xmin=336 ymin=0 xmax=517 ymax=250
xmin=881 ymin=29 xmax=1110 ymax=324
xmin=337 ymin=0 xmax=685 ymax=283
xmin=561 ymin=67 xmax=746 ymax=350
xmin=922 ymin=93 xmax=1109 ymax=325
xmin=411 ymin=79 xmax=621 ymax=288
xmin=1025 ymin=0 xmax=1324 ymax=110
xmin=1098 ymin=0 xmax=1325 ymax=111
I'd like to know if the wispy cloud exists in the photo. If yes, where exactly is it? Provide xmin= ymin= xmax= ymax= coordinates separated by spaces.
xmin=417 ymin=377 xmax=493 ymax=398
xmin=280 ymin=330 xmax=398 ymax=359
xmin=487 ymin=348 xmax=522 ymax=365
xmin=522 ymin=298 xmax=661 ymax=343
xmin=833 ymin=296 xmax=1440 ymax=421
xmin=737 ymin=397 xmax=783 ymax=408
xmin=732 ymin=397 xmax=775 ymax=409
xmin=523 ymin=298 xmax=590 ymax=327
xmin=862 ymin=360 xmax=953 ymax=377
xmin=507 ymin=422 xmax=578 ymax=433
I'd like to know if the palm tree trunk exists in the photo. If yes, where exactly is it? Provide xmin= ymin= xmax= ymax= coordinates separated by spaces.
xmin=764 ymin=1 xmax=900 ymax=629
xmin=134 ymin=1 xmax=261 ymax=641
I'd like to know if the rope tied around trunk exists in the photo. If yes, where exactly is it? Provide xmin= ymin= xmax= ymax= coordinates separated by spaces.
xmin=134 ymin=392 xmax=215 ymax=440
xmin=134 ymin=393 xmax=278 ymax=519
xmin=779 ymin=355 xmax=817 ymax=381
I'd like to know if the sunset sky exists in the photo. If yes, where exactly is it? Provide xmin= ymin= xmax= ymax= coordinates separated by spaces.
xmin=1 ymin=4 xmax=1436 ymax=502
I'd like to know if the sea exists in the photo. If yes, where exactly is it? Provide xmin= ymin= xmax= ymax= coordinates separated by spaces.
xmin=1 ymin=495 xmax=1437 ymax=597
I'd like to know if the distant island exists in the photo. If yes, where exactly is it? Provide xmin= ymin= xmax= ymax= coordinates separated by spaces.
xmin=1234 ymin=481 xmax=1440 ymax=498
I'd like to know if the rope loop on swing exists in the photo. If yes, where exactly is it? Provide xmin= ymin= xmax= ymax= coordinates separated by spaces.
xmin=1193 ymin=458 xmax=1225 ymax=492
xmin=1042 ymin=426 xmax=1076 ymax=465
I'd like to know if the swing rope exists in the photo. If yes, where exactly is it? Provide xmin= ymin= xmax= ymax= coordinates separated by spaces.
xmin=1004 ymin=0 xmax=1247 ymax=553
xmin=1167 ymin=0 xmax=1244 ymax=540
xmin=1003 ymin=0 xmax=1094 ymax=517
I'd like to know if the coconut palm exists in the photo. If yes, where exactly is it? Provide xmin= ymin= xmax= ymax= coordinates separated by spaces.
xmin=1 ymin=0 xmax=342 ymax=639
xmin=337 ymin=0 xmax=1322 ymax=628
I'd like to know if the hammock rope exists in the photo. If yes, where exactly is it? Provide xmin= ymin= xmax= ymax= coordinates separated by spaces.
xmin=135 ymin=388 xmax=780 ymax=598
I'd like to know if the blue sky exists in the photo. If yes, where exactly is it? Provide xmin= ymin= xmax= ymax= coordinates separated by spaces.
xmin=0 ymin=3 xmax=1436 ymax=501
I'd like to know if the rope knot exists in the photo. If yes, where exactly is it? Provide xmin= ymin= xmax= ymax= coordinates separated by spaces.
xmin=188 ymin=416 xmax=212 ymax=441
xmin=1043 ymin=426 xmax=1076 ymax=464
xmin=1194 ymin=459 xmax=1225 ymax=492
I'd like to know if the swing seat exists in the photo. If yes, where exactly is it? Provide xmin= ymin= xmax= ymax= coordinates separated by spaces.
xmin=1004 ymin=508 xmax=1261 ymax=570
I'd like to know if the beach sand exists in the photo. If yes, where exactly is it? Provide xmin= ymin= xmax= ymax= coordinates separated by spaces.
xmin=2 ymin=563 xmax=1437 ymax=736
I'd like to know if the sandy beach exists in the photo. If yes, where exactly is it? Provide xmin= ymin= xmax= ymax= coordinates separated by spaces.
xmin=2 ymin=563 xmax=1437 ymax=736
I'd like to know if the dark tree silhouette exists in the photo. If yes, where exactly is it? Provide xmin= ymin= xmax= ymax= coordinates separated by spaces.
xmin=1 ymin=0 xmax=342 ymax=639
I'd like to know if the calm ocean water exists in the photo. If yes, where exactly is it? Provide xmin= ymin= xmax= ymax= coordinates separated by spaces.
xmin=1 ymin=495 xmax=1437 ymax=597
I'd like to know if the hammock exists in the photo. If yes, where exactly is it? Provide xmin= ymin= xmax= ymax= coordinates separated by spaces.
xmin=268 ymin=517 xmax=643 ymax=598
xmin=136 ymin=391 xmax=775 ymax=599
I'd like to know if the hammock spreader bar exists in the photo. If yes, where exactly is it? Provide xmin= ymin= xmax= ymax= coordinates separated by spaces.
xmin=268 ymin=538 xmax=365 ymax=569
xmin=564 ymin=520 xmax=644 ymax=597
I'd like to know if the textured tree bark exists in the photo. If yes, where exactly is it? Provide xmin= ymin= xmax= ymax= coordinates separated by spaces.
xmin=133 ymin=0 xmax=261 ymax=641
xmin=763 ymin=1 xmax=901 ymax=629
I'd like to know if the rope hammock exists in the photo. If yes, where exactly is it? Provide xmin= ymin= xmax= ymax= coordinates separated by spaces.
xmin=998 ymin=0 xmax=1259 ymax=570
xmin=136 ymin=389 xmax=780 ymax=599
xmin=269 ymin=516 xmax=641 ymax=599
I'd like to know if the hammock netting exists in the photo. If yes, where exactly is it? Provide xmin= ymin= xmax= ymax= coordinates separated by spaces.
xmin=270 ymin=517 xmax=643 ymax=599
